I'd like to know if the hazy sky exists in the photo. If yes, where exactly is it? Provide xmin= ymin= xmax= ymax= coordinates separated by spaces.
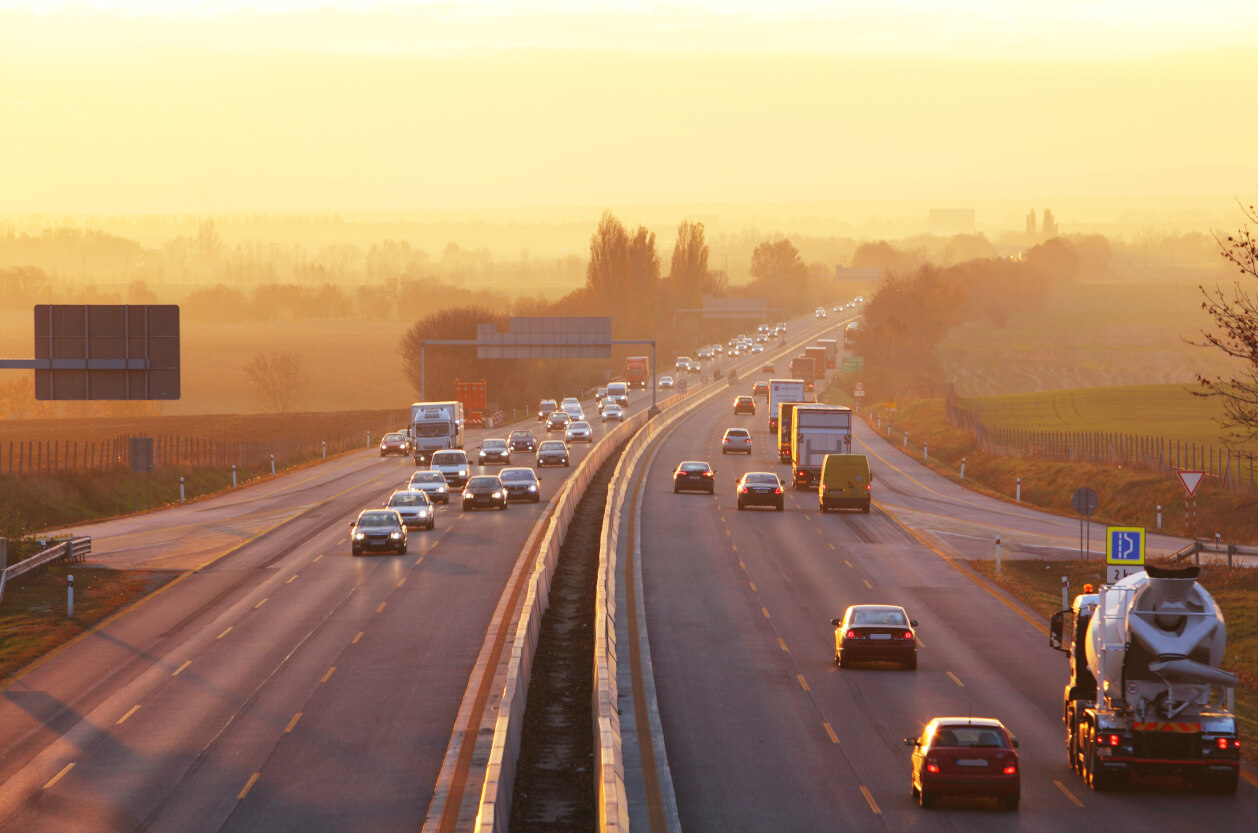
xmin=2 ymin=1 xmax=1256 ymax=211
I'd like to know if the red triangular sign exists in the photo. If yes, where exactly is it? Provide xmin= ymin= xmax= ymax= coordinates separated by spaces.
xmin=1177 ymin=470 xmax=1206 ymax=497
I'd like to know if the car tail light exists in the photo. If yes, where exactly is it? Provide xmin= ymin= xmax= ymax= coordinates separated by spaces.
xmin=1107 ymin=734 xmax=1121 ymax=747
xmin=904 ymin=631 xmax=914 ymax=640
xmin=1003 ymin=763 xmax=1018 ymax=775
xmin=703 ymin=471 xmax=713 ymax=477
xmin=845 ymin=630 xmax=858 ymax=639
xmin=774 ymin=487 xmax=783 ymax=494
xmin=866 ymin=484 xmax=872 ymax=492
xmin=741 ymin=487 xmax=750 ymax=494
xmin=1217 ymin=737 xmax=1237 ymax=750
xmin=925 ymin=759 xmax=940 ymax=774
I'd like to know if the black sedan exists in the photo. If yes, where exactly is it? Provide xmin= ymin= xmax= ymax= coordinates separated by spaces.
xmin=500 ymin=466 xmax=541 ymax=503
xmin=537 ymin=440 xmax=570 ymax=467
xmin=477 ymin=438 xmax=511 ymax=465
xmin=735 ymin=472 xmax=784 ymax=511
xmin=733 ymin=395 xmax=755 ymax=415
xmin=673 ymin=460 xmax=715 ymax=494
xmin=509 ymin=430 xmax=537 ymax=453
xmin=462 ymin=475 xmax=507 ymax=511
xmin=350 ymin=509 xmax=408 ymax=556
xmin=832 ymin=604 xmax=918 ymax=669
xmin=546 ymin=412 xmax=570 ymax=432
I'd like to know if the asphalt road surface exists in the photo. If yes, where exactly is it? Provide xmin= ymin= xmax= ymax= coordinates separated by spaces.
xmin=638 ymin=377 xmax=1255 ymax=832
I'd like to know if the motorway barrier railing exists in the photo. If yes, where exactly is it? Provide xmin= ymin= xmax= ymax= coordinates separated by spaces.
xmin=1170 ymin=539 xmax=1258 ymax=567
xmin=0 ymin=536 xmax=91 ymax=605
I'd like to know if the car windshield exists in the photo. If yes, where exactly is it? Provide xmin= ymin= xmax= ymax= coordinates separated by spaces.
xmin=511 ymin=432 xmax=532 ymax=440
xmin=411 ymin=472 xmax=444 ymax=484
xmin=431 ymin=452 xmax=465 ymax=466
xmin=570 ymin=422 xmax=589 ymax=430
xmin=384 ymin=433 xmax=405 ymax=441
xmin=851 ymin=609 xmax=909 ymax=626
xmin=500 ymin=470 xmax=536 ymax=482
xmin=390 ymin=492 xmax=429 ymax=506
xmin=680 ymin=463 xmax=710 ymax=472
xmin=358 ymin=512 xmax=397 ymax=527
xmin=483 ymin=440 xmax=507 ymax=449
xmin=539 ymin=442 xmax=564 ymax=452
xmin=744 ymin=474 xmax=778 ymax=485
xmin=726 ymin=430 xmax=750 ymax=438
xmin=736 ymin=397 xmax=751 ymax=403
xmin=467 ymin=476 xmax=500 ymax=488
xmin=931 ymin=726 xmax=1008 ymax=749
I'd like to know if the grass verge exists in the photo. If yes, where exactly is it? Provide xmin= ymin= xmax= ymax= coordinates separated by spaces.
xmin=0 ymin=565 xmax=181 ymax=681
xmin=969 ymin=558 xmax=1258 ymax=768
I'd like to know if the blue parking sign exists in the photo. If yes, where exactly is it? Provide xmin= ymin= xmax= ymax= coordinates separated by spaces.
xmin=1106 ymin=527 xmax=1145 ymax=565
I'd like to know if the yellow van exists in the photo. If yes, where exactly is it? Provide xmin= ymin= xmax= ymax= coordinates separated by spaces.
xmin=819 ymin=454 xmax=871 ymax=513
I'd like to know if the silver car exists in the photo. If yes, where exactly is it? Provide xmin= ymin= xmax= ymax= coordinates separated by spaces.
xmin=601 ymin=403 xmax=624 ymax=422
xmin=384 ymin=489 xmax=436 ymax=530
xmin=429 ymin=449 xmax=470 ymax=488
xmin=565 ymin=420 xmax=593 ymax=443
xmin=407 ymin=469 xmax=450 ymax=504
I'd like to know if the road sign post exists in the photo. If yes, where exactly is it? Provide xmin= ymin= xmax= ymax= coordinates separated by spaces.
xmin=1106 ymin=527 xmax=1146 ymax=584
xmin=1177 ymin=470 xmax=1205 ymax=537
xmin=1071 ymin=487 xmax=1099 ymax=561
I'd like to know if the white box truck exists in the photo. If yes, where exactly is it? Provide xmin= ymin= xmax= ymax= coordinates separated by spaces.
xmin=789 ymin=405 xmax=852 ymax=490
xmin=410 ymin=401 xmax=465 ymax=465
xmin=768 ymin=378 xmax=807 ymax=434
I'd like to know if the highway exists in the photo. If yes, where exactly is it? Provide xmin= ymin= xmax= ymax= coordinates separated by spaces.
xmin=636 ymin=369 xmax=1257 ymax=831
xmin=0 ymin=313 xmax=829 ymax=832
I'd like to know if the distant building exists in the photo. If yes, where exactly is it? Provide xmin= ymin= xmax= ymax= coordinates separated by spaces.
xmin=928 ymin=208 xmax=975 ymax=235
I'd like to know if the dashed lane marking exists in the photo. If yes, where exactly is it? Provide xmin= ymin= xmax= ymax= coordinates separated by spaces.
xmin=116 ymin=705 xmax=141 ymax=725
xmin=238 ymin=773 xmax=260 ymax=800
xmin=731 ymin=544 xmax=738 ymax=552
xmin=827 ymin=543 xmax=836 ymax=550
xmin=749 ymin=582 xmax=757 ymax=592
xmin=313 ymin=554 xmax=324 ymax=563
xmin=217 ymin=627 xmax=233 ymax=640
xmin=43 ymin=762 xmax=75 ymax=790
xmin=172 ymin=661 xmax=191 ymax=677
xmin=397 ymin=577 xmax=407 ymax=587
xmin=860 ymin=785 xmax=881 ymax=815
xmin=762 ymin=607 xmax=771 ymax=619
xmin=321 ymin=666 xmax=336 ymax=683
xmin=739 ymin=561 xmax=747 ymax=571
xmin=352 ymin=631 xmax=364 ymax=644
xmin=1053 ymin=779 xmax=1084 ymax=807
xmin=778 ymin=638 xmax=789 ymax=653
xmin=797 ymin=674 xmax=810 ymax=692
xmin=947 ymin=671 xmax=964 ymax=688
xmin=844 ymin=560 xmax=853 ymax=568
xmin=376 ymin=602 xmax=387 ymax=613
xmin=824 ymin=722 xmax=839 ymax=744
xmin=414 ymin=556 xmax=425 ymax=566
xmin=286 ymin=574 xmax=298 ymax=584
xmin=862 ymin=579 xmax=872 ymax=589
xmin=284 ymin=712 xmax=302 ymax=734
xmin=254 ymin=598 xmax=268 ymax=609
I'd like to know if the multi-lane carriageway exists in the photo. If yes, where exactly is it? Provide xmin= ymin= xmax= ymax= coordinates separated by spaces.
xmin=0 ymin=312 xmax=832 ymax=832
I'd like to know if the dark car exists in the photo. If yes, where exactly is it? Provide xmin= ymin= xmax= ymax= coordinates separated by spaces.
xmin=379 ymin=432 xmax=410 ymax=457
xmin=508 ymin=430 xmax=537 ymax=453
xmin=761 ymin=362 xmax=775 ymax=374
xmin=538 ymin=399 xmax=558 ymax=422
xmin=732 ymin=395 xmax=755 ymax=415
xmin=384 ymin=489 xmax=436 ymax=530
xmin=499 ymin=466 xmax=541 ymax=503
xmin=735 ymin=472 xmax=784 ymax=511
xmin=477 ymin=438 xmax=511 ymax=465
xmin=546 ymin=411 xmax=571 ymax=432
xmin=350 ymin=509 xmax=408 ymax=556
xmin=462 ymin=474 xmax=507 ymax=511
xmin=752 ymin=381 xmax=769 ymax=399
xmin=537 ymin=440 xmax=570 ymax=467
xmin=832 ymin=604 xmax=918 ymax=669
xmin=673 ymin=460 xmax=715 ymax=494
xmin=905 ymin=718 xmax=1021 ymax=810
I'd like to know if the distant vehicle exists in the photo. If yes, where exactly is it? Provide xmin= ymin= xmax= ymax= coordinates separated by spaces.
xmin=596 ymin=386 xmax=608 ymax=401
xmin=477 ymin=438 xmax=511 ymax=465
xmin=410 ymin=401 xmax=464 ymax=465
xmin=499 ymin=466 xmax=541 ymax=503
xmin=733 ymin=395 xmax=755 ymax=415
xmin=844 ymin=321 xmax=859 ymax=349
xmin=697 ymin=347 xmax=714 ymax=360
xmin=407 ymin=469 xmax=450 ymax=504
xmin=721 ymin=427 xmax=752 ymax=454
xmin=761 ymin=362 xmax=775 ymax=374
xmin=463 ymin=474 xmax=507 ymax=511
xmin=565 ymin=420 xmax=593 ymax=443
xmin=608 ymin=381 xmax=630 ymax=407
xmin=658 ymin=375 xmax=675 ymax=390
xmin=833 ymin=604 xmax=917 ymax=669
xmin=561 ymin=396 xmax=580 ymax=408
xmin=508 ymin=430 xmax=537 ymax=453
xmin=626 ymin=355 xmax=650 ymax=389
xmin=602 ymin=403 xmax=624 ymax=422
xmin=768 ymin=378 xmax=807 ymax=434
xmin=562 ymin=403 xmax=585 ymax=421
xmin=775 ymin=322 xmax=787 ymax=335
xmin=817 ymin=338 xmax=839 ymax=369
xmin=673 ymin=460 xmax=715 ymax=494
xmin=735 ymin=472 xmax=784 ymax=511
xmin=755 ymin=334 xmax=767 ymax=343
xmin=777 ymin=401 xmax=808 ymax=463
xmin=429 ymin=449 xmax=470 ymax=488
xmin=379 ymin=432 xmax=410 ymax=457
xmin=546 ymin=411 xmax=571 ymax=432
xmin=805 ymin=346 xmax=827 ymax=378
xmin=350 ymin=509 xmax=407 ymax=556
xmin=750 ymin=344 xmax=764 ymax=354
xmin=384 ymin=489 xmax=436 ymax=530
xmin=790 ymin=405 xmax=853 ymax=490
xmin=815 ymin=307 xmax=827 ymax=318
xmin=905 ymin=717 xmax=1019 ymax=810
xmin=597 ymin=396 xmax=617 ymax=415
xmin=757 ymin=324 xmax=770 ymax=335
xmin=789 ymin=357 xmax=816 ymax=391
xmin=819 ymin=454 xmax=871 ymax=513
xmin=537 ymin=440 xmax=570 ymax=467
xmin=538 ymin=399 xmax=558 ymax=421
xmin=752 ymin=381 xmax=769 ymax=399
xmin=676 ymin=356 xmax=693 ymax=373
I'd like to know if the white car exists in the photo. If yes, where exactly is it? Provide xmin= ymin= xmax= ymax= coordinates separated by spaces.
xmin=659 ymin=375 xmax=675 ymax=389
xmin=561 ymin=396 xmax=580 ymax=408
xmin=602 ymin=403 xmax=624 ymax=422
xmin=721 ymin=427 xmax=753 ymax=454
xmin=407 ymin=469 xmax=451 ymax=504
xmin=562 ymin=403 xmax=585 ymax=421
xmin=750 ymin=344 xmax=764 ymax=353
xmin=815 ymin=307 xmax=827 ymax=318
xmin=384 ymin=489 xmax=436 ymax=530
xmin=565 ymin=420 xmax=593 ymax=443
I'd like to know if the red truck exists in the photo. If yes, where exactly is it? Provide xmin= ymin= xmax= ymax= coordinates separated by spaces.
xmin=626 ymin=356 xmax=650 ymax=389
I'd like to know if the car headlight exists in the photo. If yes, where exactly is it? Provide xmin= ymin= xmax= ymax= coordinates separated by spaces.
xmin=354 ymin=532 xmax=365 ymax=540
xmin=527 ymin=484 xmax=537 ymax=492
xmin=458 ymin=469 xmax=467 ymax=477
xmin=437 ymin=485 xmax=446 ymax=492
xmin=418 ymin=508 xmax=430 ymax=516
xmin=390 ymin=531 xmax=402 ymax=539
xmin=492 ymin=490 xmax=504 ymax=499
xmin=463 ymin=491 xmax=473 ymax=499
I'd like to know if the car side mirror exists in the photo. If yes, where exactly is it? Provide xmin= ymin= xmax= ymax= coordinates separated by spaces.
xmin=909 ymin=619 xmax=918 ymax=627
xmin=830 ymin=618 xmax=841 ymax=627
xmin=1011 ymin=738 xmax=1019 ymax=748
xmin=349 ymin=521 xmax=356 ymax=527
xmin=903 ymin=737 xmax=918 ymax=747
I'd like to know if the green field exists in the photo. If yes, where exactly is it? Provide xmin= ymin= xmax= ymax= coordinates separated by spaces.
xmin=958 ymin=384 xmax=1257 ymax=452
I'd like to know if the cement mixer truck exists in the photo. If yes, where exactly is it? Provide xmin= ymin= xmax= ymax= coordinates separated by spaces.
xmin=1049 ymin=565 xmax=1241 ymax=793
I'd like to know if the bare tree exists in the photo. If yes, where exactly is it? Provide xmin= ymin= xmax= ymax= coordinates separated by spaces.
xmin=243 ymin=352 xmax=308 ymax=414
xmin=1193 ymin=201 xmax=1258 ymax=442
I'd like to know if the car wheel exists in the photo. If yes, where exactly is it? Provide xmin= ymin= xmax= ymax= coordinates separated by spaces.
xmin=1001 ymin=795 xmax=1020 ymax=811
xmin=463 ymin=502 xmax=472 ymax=511
xmin=838 ymin=651 xmax=849 ymax=669
xmin=737 ymin=499 xmax=745 ymax=510
xmin=776 ymin=501 xmax=784 ymax=512
xmin=904 ymin=655 xmax=917 ymax=671
xmin=428 ymin=520 xmax=436 ymax=531
xmin=861 ymin=502 xmax=871 ymax=514
xmin=352 ymin=548 xmax=361 ymax=557
xmin=673 ymin=485 xmax=680 ymax=494
xmin=918 ymin=786 xmax=934 ymax=809
xmin=721 ymin=449 xmax=727 ymax=454
xmin=399 ymin=543 xmax=408 ymax=554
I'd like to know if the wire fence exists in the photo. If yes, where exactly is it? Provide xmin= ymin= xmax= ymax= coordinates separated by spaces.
xmin=946 ymin=397 xmax=1257 ymax=493
xmin=0 ymin=411 xmax=409 ymax=477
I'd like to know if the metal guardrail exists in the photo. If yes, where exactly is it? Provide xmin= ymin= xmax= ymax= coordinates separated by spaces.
xmin=0 ymin=536 xmax=91 ymax=605
xmin=1169 ymin=540 xmax=1258 ymax=567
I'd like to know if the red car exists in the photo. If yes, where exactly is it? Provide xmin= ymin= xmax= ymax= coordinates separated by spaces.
xmin=379 ymin=432 xmax=410 ymax=457
xmin=905 ymin=717 xmax=1021 ymax=810
xmin=751 ymin=381 xmax=769 ymax=399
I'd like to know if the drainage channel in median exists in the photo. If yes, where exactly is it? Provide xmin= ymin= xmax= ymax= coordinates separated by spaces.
xmin=509 ymin=443 xmax=625 ymax=832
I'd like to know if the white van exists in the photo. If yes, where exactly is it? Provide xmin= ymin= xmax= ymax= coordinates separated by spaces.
xmin=429 ymin=449 xmax=470 ymax=488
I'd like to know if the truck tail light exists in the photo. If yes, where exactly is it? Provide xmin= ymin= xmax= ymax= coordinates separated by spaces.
xmin=1107 ymin=734 xmax=1121 ymax=747
xmin=866 ymin=484 xmax=872 ymax=492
